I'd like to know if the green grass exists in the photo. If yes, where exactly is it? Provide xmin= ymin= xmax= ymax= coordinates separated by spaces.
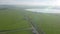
xmin=28 ymin=13 xmax=60 ymax=34
xmin=0 ymin=7 xmax=60 ymax=34
xmin=0 ymin=9 xmax=31 ymax=30
xmin=5 ymin=30 xmax=33 ymax=34
xmin=0 ymin=8 xmax=32 ymax=34
xmin=0 ymin=30 xmax=33 ymax=34
xmin=39 ymin=14 xmax=60 ymax=34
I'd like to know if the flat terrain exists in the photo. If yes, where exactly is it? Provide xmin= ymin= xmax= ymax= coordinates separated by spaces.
xmin=0 ymin=8 xmax=33 ymax=34
xmin=28 ymin=13 xmax=60 ymax=34
xmin=0 ymin=7 xmax=60 ymax=34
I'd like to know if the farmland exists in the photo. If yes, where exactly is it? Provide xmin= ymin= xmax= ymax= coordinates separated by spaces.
xmin=27 ymin=12 xmax=60 ymax=34
xmin=0 ymin=7 xmax=33 ymax=34
xmin=0 ymin=5 xmax=60 ymax=34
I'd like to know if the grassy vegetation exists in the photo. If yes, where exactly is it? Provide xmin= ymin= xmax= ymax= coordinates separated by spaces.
xmin=0 ymin=6 xmax=60 ymax=34
xmin=0 ymin=8 xmax=33 ymax=34
xmin=27 ymin=12 xmax=60 ymax=34
xmin=5 ymin=30 xmax=33 ymax=34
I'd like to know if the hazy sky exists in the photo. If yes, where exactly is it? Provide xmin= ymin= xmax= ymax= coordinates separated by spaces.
xmin=0 ymin=0 xmax=60 ymax=6
xmin=0 ymin=0 xmax=60 ymax=13
xmin=26 ymin=9 xmax=60 ymax=13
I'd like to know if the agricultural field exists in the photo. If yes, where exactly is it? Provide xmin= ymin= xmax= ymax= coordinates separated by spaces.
xmin=28 ymin=12 xmax=60 ymax=34
xmin=0 ymin=8 xmax=33 ymax=34
xmin=0 ymin=6 xmax=60 ymax=34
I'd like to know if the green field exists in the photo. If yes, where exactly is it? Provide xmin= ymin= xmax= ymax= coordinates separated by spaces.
xmin=0 ymin=7 xmax=60 ymax=34
xmin=0 ymin=8 xmax=33 ymax=34
xmin=28 ymin=12 xmax=60 ymax=34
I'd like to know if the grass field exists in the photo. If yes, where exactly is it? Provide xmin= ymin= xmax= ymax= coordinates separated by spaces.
xmin=0 ymin=8 xmax=33 ymax=34
xmin=0 ymin=7 xmax=60 ymax=34
xmin=28 ymin=12 xmax=60 ymax=34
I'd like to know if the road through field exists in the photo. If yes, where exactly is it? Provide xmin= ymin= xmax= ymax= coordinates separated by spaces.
xmin=24 ymin=15 xmax=40 ymax=34
xmin=23 ymin=14 xmax=45 ymax=34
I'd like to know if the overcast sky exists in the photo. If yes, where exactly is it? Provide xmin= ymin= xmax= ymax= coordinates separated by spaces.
xmin=0 ymin=0 xmax=60 ymax=6
xmin=0 ymin=0 xmax=60 ymax=13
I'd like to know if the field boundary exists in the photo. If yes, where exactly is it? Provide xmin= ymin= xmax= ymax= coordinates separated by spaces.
xmin=0 ymin=28 xmax=32 ymax=32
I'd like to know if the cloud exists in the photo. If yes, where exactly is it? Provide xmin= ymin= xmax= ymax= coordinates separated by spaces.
xmin=18 ymin=0 xmax=60 ymax=6
xmin=0 ymin=0 xmax=60 ymax=6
